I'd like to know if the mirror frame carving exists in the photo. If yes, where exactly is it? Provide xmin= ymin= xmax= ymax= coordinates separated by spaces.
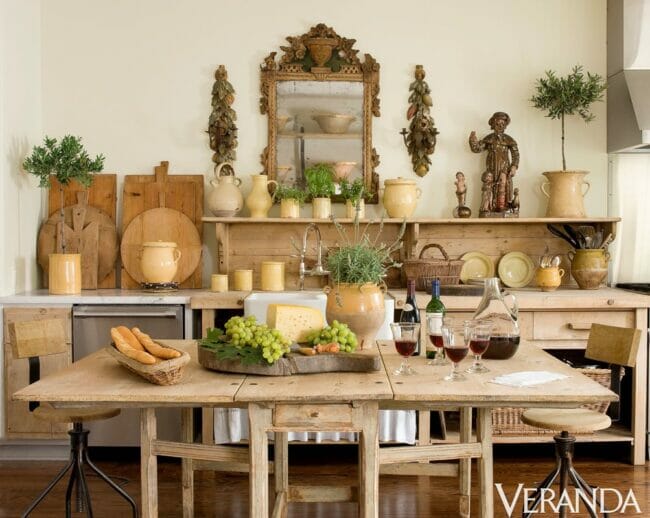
xmin=260 ymin=23 xmax=380 ymax=203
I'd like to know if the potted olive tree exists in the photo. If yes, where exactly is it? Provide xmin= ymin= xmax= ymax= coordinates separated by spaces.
xmin=305 ymin=163 xmax=335 ymax=219
xmin=23 ymin=135 xmax=105 ymax=294
xmin=530 ymin=65 xmax=606 ymax=217
xmin=340 ymin=178 xmax=372 ymax=219
xmin=326 ymin=216 xmax=405 ymax=348
xmin=273 ymin=185 xmax=307 ymax=219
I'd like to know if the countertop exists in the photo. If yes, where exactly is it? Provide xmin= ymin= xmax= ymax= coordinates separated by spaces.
xmin=0 ymin=289 xmax=196 ymax=304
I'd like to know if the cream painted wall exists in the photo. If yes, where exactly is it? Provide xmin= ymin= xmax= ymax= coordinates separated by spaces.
xmin=36 ymin=0 xmax=607 ymax=283
xmin=0 ymin=0 xmax=43 ymax=297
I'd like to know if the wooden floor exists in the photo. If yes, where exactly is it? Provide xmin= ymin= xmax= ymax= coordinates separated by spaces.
xmin=1 ymin=443 xmax=647 ymax=517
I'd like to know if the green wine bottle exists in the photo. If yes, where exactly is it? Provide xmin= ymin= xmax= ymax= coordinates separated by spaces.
xmin=425 ymin=279 xmax=446 ymax=359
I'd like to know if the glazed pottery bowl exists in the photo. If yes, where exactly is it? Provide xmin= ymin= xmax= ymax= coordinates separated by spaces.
xmin=331 ymin=161 xmax=357 ymax=181
xmin=312 ymin=114 xmax=356 ymax=134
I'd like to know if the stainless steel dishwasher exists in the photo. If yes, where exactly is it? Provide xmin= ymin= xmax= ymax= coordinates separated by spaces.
xmin=72 ymin=304 xmax=184 ymax=446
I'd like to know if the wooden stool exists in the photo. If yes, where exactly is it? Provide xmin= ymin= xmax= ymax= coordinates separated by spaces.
xmin=8 ymin=319 xmax=138 ymax=517
xmin=520 ymin=324 xmax=641 ymax=518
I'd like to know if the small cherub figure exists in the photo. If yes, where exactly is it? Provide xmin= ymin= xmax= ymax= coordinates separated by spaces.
xmin=454 ymin=171 xmax=467 ymax=207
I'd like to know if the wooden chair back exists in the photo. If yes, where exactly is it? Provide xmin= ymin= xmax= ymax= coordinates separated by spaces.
xmin=8 ymin=319 xmax=68 ymax=359
xmin=585 ymin=323 xmax=641 ymax=368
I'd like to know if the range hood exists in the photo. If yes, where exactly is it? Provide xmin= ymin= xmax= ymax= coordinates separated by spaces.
xmin=608 ymin=0 xmax=650 ymax=153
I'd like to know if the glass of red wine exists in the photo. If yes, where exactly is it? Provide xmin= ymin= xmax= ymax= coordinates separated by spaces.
xmin=441 ymin=321 xmax=470 ymax=381
xmin=466 ymin=320 xmax=493 ymax=374
xmin=426 ymin=314 xmax=448 ymax=366
xmin=390 ymin=322 xmax=420 ymax=375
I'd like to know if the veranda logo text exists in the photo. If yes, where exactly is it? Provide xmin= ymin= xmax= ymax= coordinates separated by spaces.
xmin=496 ymin=483 xmax=642 ymax=516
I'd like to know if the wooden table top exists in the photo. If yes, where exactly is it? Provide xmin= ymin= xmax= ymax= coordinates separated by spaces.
xmin=378 ymin=341 xmax=618 ymax=407
xmin=13 ymin=340 xmax=616 ymax=409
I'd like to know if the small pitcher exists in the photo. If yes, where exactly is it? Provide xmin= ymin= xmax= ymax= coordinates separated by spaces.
xmin=140 ymin=241 xmax=182 ymax=283
xmin=245 ymin=174 xmax=277 ymax=218
xmin=535 ymin=266 xmax=565 ymax=292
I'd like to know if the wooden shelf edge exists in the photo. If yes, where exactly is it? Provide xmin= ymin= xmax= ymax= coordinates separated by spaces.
xmin=202 ymin=216 xmax=621 ymax=224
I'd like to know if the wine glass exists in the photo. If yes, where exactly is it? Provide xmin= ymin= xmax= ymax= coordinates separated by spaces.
xmin=466 ymin=320 xmax=493 ymax=374
xmin=441 ymin=321 xmax=470 ymax=381
xmin=426 ymin=314 xmax=448 ymax=366
xmin=390 ymin=322 xmax=420 ymax=375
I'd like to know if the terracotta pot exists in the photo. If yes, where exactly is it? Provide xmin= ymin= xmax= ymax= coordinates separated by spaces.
xmin=325 ymin=283 xmax=385 ymax=349
xmin=534 ymin=266 xmax=565 ymax=292
xmin=207 ymin=162 xmax=243 ymax=217
xmin=345 ymin=199 xmax=365 ymax=219
xmin=382 ymin=177 xmax=421 ymax=218
xmin=568 ymin=249 xmax=609 ymax=290
xmin=541 ymin=171 xmax=590 ymax=218
xmin=140 ymin=241 xmax=181 ymax=283
xmin=280 ymin=199 xmax=300 ymax=219
xmin=246 ymin=174 xmax=277 ymax=218
xmin=312 ymin=197 xmax=331 ymax=219
xmin=48 ymin=253 xmax=81 ymax=294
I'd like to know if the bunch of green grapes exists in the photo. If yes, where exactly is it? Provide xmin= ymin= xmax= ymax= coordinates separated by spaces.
xmin=305 ymin=320 xmax=358 ymax=352
xmin=224 ymin=316 xmax=291 ymax=364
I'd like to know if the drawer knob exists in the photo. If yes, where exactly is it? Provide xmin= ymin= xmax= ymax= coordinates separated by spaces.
xmin=607 ymin=299 xmax=615 ymax=306
xmin=567 ymin=322 xmax=592 ymax=331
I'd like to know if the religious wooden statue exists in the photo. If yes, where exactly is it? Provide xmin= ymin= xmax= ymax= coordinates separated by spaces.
xmin=469 ymin=112 xmax=520 ymax=217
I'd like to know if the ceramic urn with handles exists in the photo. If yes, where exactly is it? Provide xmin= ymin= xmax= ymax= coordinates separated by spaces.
xmin=382 ymin=177 xmax=422 ymax=218
xmin=140 ymin=241 xmax=182 ymax=283
xmin=207 ymin=162 xmax=244 ymax=217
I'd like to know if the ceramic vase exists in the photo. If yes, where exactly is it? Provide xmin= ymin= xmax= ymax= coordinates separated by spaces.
xmin=312 ymin=197 xmax=332 ymax=219
xmin=48 ymin=253 xmax=81 ymax=295
xmin=541 ymin=171 xmax=590 ymax=218
xmin=207 ymin=162 xmax=244 ymax=217
xmin=246 ymin=175 xmax=277 ymax=218
xmin=568 ymin=249 xmax=609 ymax=290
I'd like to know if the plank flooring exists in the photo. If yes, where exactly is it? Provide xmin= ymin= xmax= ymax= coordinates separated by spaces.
xmin=1 ymin=444 xmax=647 ymax=517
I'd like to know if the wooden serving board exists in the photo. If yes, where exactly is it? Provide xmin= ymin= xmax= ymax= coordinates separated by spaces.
xmin=198 ymin=346 xmax=381 ymax=376
xmin=121 ymin=161 xmax=203 ymax=289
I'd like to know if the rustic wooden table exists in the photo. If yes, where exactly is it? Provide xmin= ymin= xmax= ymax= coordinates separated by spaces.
xmin=13 ymin=340 xmax=616 ymax=518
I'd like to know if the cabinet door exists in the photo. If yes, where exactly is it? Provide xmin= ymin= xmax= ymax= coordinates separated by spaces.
xmin=3 ymin=307 xmax=72 ymax=438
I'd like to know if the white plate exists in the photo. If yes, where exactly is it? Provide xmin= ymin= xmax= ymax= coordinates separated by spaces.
xmin=498 ymin=252 xmax=536 ymax=288
xmin=460 ymin=252 xmax=495 ymax=284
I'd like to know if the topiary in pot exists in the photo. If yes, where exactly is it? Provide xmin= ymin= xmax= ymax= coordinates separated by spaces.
xmin=305 ymin=163 xmax=335 ymax=218
xmin=23 ymin=135 xmax=105 ymax=293
xmin=530 ymin=65 xmax=606 ymax=217
xmin=339 ymin=178 xmax=372 ymax=219
xmin=273 ymin=185 xmax=307 ymax=219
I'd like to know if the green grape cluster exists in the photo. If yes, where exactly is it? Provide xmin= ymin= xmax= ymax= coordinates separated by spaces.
xmin=224 ymin=316 xmax=291 ymax=364
xmin=305 ymin=320 xmax=358 ymax=352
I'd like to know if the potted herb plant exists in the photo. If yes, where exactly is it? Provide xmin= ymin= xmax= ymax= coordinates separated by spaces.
xmin=340 ymin=178 xmax=371 ymax=219
xmin=530 ymin=65 xmax=606 ymax=217
xmin=23 ymin=135 xmax=105 ymax=294
xmin=273 ymin=185 xmax=307 ymax=219
xmin=326 ymin=215 xmax=405 ymax=348
xmin=305 ymin=163 xmax=335 ymax=218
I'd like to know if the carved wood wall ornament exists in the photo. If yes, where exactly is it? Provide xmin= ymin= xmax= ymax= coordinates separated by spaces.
xmin=259 ymin=23 xmax=381 ymax=203
xmin=208 ymin=65 xmax=238 ymax=167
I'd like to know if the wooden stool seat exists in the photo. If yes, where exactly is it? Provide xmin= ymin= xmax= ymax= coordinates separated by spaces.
xmin=33 ymin=404 xmax=120 ymax=424
xmin=521 ymin=408 xmax=611 ymax=434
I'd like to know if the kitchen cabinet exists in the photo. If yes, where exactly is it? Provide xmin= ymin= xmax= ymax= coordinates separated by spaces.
xmin=3 ymin=307 xmax=72 ymax=439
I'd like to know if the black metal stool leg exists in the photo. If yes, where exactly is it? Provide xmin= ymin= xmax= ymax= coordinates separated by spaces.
xmin=21 ymin=457 xmax=74 ymax=517
xmin=568 ymin=468 xmax=600 ymax=518
xmin=76 ymin=454 xmax=94 ymax=517
xmin=84 ymin=450 xmax=139 ymax=517
xmin=522 ymin=462 xmax=561 ymax=518
xmin=65 ymin=455 xmax=79 ymax=518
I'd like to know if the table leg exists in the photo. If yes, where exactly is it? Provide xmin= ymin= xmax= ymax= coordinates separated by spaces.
xmin=358 ymin=401 xmax=379 ymax=518
xmin=274 ymin=431 xmax=289 ymax=517
xmin=477 ymin=407 xmax=493 ymax=518
xmin=141 ymin=408 xmax=158 ymax=518
xmin=181 ymin=408 xmax=194 ymax=518
xmin=459 ymin=407 xmax=472 ymax=518
xmin=249 ymin=403 xmax=272 ymax=518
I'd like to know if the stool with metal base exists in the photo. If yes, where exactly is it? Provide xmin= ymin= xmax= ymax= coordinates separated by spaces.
xmin=520 ymin=323 xmax=641 ymax=518
xmin=22 ymin=405 xmax=138 ymax=518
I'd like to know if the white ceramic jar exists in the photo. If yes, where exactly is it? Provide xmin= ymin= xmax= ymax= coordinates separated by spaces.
xmin=140 ymin=241 xmax=181 ymax=283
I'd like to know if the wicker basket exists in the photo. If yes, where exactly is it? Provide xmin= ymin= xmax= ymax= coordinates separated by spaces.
xmin=106 ymin=344 xmax=190 ymax=385
xmin=402 ymin=244 xmax=464 ymax=291
xmin=492 ymin=367 xmax=617 ymax=435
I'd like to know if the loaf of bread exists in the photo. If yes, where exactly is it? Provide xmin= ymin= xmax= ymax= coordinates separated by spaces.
xmin=115 ymin=326 xmax=145 ymax=351
xmin=132 ymin=327 xmax=181 ymax=359
xmin=110 ymin=327 xmax=157 ymax=364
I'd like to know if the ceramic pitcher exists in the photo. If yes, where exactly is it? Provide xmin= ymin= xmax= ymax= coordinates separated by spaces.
xmin=140 ymin=241 xmax=181 ymax=283
xmin=207 ymin=162 xmax=243 ymax=217
xmin=245 ymin=174 xmax=277 ymax=218
xmin=541 ymin=171 xmax=590 ymax=218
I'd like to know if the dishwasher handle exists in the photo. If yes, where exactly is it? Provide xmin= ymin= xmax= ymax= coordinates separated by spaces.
xmin=73 ymin=310 xmax=180 ymax=318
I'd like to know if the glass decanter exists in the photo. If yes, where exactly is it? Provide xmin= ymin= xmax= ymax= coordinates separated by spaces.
xmin=472 ymin=277 xmax=520 ymax=360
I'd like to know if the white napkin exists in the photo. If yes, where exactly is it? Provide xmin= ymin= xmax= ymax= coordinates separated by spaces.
xmin=490 ymin=370 xmax=569 ymax=388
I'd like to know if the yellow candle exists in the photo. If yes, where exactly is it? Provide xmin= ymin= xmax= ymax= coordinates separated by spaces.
xmin=233 ymin=269 xmax=253 ymax=291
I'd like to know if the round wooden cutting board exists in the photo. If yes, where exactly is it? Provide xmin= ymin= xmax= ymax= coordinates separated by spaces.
xmin=120 ymin=207 xmax=201 ymax=284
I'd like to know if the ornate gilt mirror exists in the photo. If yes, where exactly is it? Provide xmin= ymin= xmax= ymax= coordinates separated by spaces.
xmin=260 ymin=23 xmax=380 ymax=203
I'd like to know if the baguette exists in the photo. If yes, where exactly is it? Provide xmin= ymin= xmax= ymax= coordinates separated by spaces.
xmin=115 ymin=326 xmax=145 ymax=351
xmin=110 ymin=327 xmax=156 ymax=364
xmin=132 ymin=327 xmax=181 ymax=359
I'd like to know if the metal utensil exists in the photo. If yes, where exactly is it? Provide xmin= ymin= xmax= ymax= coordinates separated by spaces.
xmin=546 ymin=224 xmax=579 ymax=249
xmin=563 ymin=224 xmax=585 ymax=249
xmin=551 ymin=255 xmax=560 ymax=267
xmin=600 ymin=233 xmax=614 ymax=249
xmin=593 ymin=229 xmax=603 ymax=248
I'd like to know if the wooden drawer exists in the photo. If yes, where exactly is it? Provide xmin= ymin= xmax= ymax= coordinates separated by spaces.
xmin=532 ymin=311 xmax=635 ymax=341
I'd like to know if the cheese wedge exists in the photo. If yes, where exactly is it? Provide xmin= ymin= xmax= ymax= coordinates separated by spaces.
xmin=266 ymin=304 xmax=324 ymax=343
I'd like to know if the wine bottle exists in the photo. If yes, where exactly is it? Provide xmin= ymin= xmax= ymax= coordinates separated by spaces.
xmin=400 ymin=278 xmax=421 ymax=355
xmin=425 ymin=278 xmax=446 ymax=359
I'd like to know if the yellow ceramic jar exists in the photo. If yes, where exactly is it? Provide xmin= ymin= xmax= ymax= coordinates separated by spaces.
xmin=280 ymin=199 xmax=300 ymax=218
xmin=48 ymin=253 xmax=82 ymax=295
xmin=311 ymin=197 xmax=332 ymax=219
xmin=568 ymin=249 xmax=609 ymax=290
xmin=233 ymin=269 xmax=253 ymax=291
xmin=140 ymin=241 xmax=181 ymax=283
xmin=382 ymin=177 xmax=421 ymax=218
xmin=260 ymin=261 xmax=285 ymax=291
xmin=210 ymin=274 xmax=229 ymax=292
xmin=534 ymin=266 xmax=565 ymax=292
xmin=245 ymin=174 xmax=277 ymax=218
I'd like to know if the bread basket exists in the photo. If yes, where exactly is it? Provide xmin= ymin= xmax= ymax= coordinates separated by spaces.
xmin=402 ymin=243 xmax=464 ymax=291
xmin=106 ymin=343 xmax=190 ymax=385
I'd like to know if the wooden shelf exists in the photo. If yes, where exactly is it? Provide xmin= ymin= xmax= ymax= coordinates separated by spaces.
xmin=278 ymin=131 xmax=362 ymax=139
xmin=202 ymin=216 xmax=620 ymax=225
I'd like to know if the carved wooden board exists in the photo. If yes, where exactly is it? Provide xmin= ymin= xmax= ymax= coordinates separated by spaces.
xmin=198 ymin=346 xmax=381 ymax=376
xmin=121 ymin=161 xmax=203 ymax=289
